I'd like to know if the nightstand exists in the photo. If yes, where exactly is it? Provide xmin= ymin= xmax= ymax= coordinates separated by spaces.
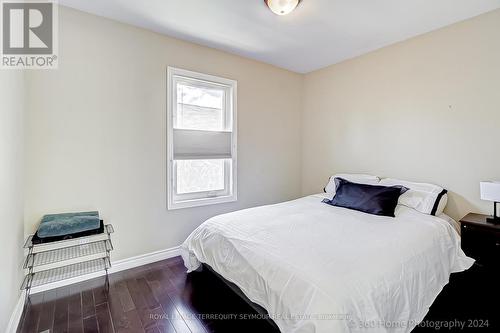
xmin=460 ymin=213 xmax=500 ymax=269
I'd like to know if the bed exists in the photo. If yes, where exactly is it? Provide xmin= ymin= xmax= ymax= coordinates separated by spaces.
xmin=181 ymin=193 xmax=474 ymax=332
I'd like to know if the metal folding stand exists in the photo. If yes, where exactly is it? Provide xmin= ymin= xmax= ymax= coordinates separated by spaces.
xmin=21 ymin=224 xmax=114 ymax=303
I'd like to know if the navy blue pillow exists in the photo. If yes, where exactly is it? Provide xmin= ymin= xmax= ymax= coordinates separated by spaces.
xmin=323 ymin=178 xmax=408 ymax=217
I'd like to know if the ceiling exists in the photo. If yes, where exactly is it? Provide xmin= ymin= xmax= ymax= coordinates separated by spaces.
xmin=59 ymin=0 xmax=500 ymax=73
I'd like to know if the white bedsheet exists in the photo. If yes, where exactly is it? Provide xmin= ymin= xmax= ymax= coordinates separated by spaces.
xmin=181 ymin=195 xmax=474 ymax=333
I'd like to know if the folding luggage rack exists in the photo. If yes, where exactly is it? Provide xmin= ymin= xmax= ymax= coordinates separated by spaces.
xmin=21 ymin=224 xmax=114 ymax=303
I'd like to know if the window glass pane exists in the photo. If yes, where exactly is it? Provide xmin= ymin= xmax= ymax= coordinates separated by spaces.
xmin=176 ymin=83 xmax=225 ymax=131
xmin=176 ymin=159 xmax=225 ymax=194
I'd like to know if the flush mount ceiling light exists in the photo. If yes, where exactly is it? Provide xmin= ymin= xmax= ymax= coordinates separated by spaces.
xmin=265 ymin=0 xmax=301 ymax=16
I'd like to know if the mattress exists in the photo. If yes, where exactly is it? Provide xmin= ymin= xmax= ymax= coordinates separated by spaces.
xmin=181 ymin=194 xmax=474 ymax=332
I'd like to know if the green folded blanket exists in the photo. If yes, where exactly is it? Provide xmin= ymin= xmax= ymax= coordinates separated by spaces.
xmin=38 ymin=211 xmax=100 ymax=238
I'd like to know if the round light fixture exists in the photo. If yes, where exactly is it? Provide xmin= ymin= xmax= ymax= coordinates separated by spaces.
xmin=265 ymin=0 xmax=301 ymax=16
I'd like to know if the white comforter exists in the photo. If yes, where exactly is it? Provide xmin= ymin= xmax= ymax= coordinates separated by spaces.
xmin=181 ymin=195 xmax=474 ymax=333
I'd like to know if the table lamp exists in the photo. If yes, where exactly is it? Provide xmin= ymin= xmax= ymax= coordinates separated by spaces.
xmin=480 ymin=181 xmax=500 ymax=224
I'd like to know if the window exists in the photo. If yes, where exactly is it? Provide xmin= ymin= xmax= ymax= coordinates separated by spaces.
xmin=167 ymin=67 xmax=237 ymax=209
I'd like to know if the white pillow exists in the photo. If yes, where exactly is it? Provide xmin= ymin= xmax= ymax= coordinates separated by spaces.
xmin=379 ymin=178 xmax=448 ymax=216
xmin=324 ymin=173 xmax=380 ymax=195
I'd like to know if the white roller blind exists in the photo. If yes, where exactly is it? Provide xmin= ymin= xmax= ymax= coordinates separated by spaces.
xmin=173 ymin=129 xmax=232 ymax=160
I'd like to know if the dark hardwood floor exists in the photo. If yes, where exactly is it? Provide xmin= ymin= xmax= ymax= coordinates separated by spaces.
xmin=17 ymin=256 xmax=277 ymax=333
xmin=17 ymin=257 xmax=498 ymax=333
xmin=413 ymin=264 xmax=499 ymax=333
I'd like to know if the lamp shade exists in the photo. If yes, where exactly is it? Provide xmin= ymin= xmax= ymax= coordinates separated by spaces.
xmin=480 ymin=181 xmax=500 ymax=202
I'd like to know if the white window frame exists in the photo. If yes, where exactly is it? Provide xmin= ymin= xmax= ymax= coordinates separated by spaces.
xmin=167 ymin=67 xmax=237 ymax=210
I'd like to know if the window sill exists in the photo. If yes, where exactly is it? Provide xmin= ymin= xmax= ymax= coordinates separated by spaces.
xmin=167 ymin=194 xmax=237 ymax=210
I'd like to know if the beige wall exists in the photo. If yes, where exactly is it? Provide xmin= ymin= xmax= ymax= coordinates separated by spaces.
xmin=302 ymin=9 xmax=500 ymax=221
xmin=25 ymin=7 xmax=303 ymax=261
xmin=0 ymin=71 xmax=25 ymax=331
